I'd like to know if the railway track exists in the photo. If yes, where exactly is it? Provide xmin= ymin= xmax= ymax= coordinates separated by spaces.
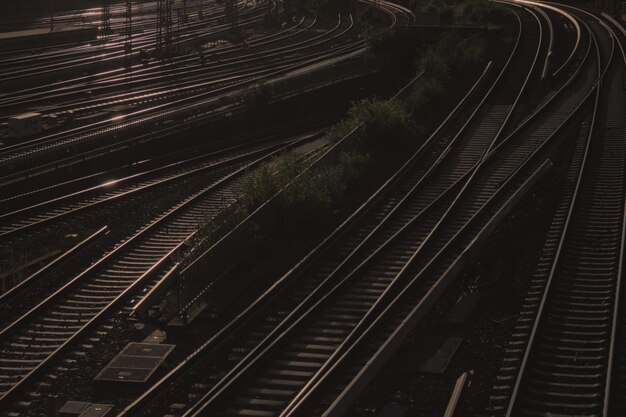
xmin=106 ymin=2 xmax=617 ymax=415
xmin=0 ymin=0 xmax=260 ymax=82
xmin=108 ymin=4 xmax=605 ymax=415
xmin=0 ymin=11 xmax=331 ymax=118
xmin=115 ymin=60 xmax=495 ymax=417
xmin=0 ymin=15 xmax=311 ymax=112
xmin=0 ymin=132 xmax=326 ymax=408
xmin=0 ymin=15 xmax=314 ymax=115
xmin=0 ymin=115 xmax=333 ymax=205
xmin=171 ymin=7 xmax=603 ymax=417
xmin=0 ymin=128 xmax=327 ymax=334
xmin=0 ymin=0 xmax=412 ymax=174
xmin=2 ymin=2 xmax=620 ymax=417
xmin=487 ymin=3 xmax=626 ymax=417
xmin=0 ymin=13 xmax=371 ymax=171
xmin=0 ymin=131 xmax=322 ymax=239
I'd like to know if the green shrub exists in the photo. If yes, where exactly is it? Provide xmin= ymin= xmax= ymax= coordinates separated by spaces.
xmin=337 ymin=149 xmax=371 ymax=184
xmin=464 ymin=0 xmax=492 ymax=23
xmin=458 ymin=36 xmax=488 ymax=69
xmin=329 ymin=99 xmax=415 ymax=150
xmin=238 ymin=153 xmax=303 ymax=212
xmin=278 ymin=168 xmax=334 ymax=233
xmin=354 ymin=99 xmax=414 ymax=148
xmin=417 ymin=48 xmax=450 ymax=80
xmin=414 ymin=0 xmax=501 ymax=25
xmin=416 ymin=32 xmax=487 ymax=81
xmin=408 ymin=75 xmax=446 ymax=114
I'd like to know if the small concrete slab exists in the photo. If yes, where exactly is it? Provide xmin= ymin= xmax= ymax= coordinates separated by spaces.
xmin=169 ymin=403 xmax=186 ymax=411
xmin=142 ymin=329 xmax=167 ymax=344
xmin=418 ymin=337 xmax=463 ymax=374
xmin=59 ymin=401 xmax=90 ymax=416
xmin=94 ymin=343 xmax=174 ymax=383
xmin=79 ymin=404 xmax=112 ymax=417
xmin=443 ymin=293 xmax=481 ymax=324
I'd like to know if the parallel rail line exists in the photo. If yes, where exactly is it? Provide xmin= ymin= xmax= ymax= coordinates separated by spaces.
xmin=113 ymin=5 xmax=603 ymax=415
xmin=488 ymin=3 xmax=626 ymax=417
xmin=0 ymin=136 xmax=313 ymax=406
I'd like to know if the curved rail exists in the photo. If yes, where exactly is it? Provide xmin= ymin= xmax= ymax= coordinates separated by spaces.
xmin=503 ymin=5 xmax=624 ymax=416
xmin=0 ymin=137 xmax=303 ymax=406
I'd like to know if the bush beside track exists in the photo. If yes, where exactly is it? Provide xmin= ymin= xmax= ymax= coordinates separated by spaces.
xmin=154 ymin=29 xmax=494 ymax=321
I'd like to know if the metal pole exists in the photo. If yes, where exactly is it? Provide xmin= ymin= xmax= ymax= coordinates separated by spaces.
xmin=101 ymin=0 xmax=111 ymax=35
xmin=125 ymin=0 xmax=132 ymax=66
xmin=156 ymin=0 xmax=173 ymax=57
xmin=157 ymin=0 xmax=163 ymax=53
xmin=167 ymin=0 xmax=173 ymax=52
xmin=49 ymin=0 xmax=54 ymax=32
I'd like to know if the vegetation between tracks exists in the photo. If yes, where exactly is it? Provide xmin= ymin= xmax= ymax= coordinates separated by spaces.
xmin=178 ymin=100 xmax=414 ymax=272
xmin=413 ymin=0 xmax=498 ymax=25
xmin=154 ymin=30 xmax=494 ymax=321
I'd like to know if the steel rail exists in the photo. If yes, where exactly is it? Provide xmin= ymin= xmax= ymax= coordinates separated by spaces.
xmin=279 ymin=13 xmax=598 ymax=417
xmin=510 ymin=0 xmax=581 ymax=77
xmin=0 ymin=13 xmax=315 ymax=111
xmin=135 ymin=3 xmax=588 ymax=412
xmin=0 ymin=114 xmax=334 ymax=193
xmin=181 ymin=7 xmax=553 ymax=415
xmin=0 ymin=3 xmax=289 ymax=103
xmin=6 ymin=18 xmax=340 ymax=120
xmin=0 ymin=140 xmax=298 ymax=238
xmin=115 ymin=59 xmax=494 ymax=417
xmin=532 ymin=5 xmax=554 ymax=80
xmin=0 ymin=136 xmax=305 ymax=406
xmin=0 ymin=44 xmax=367 ymax=171
xmin=0 ymin=0 xmax=261 ymax=81
xmin=0 ymin=16 xmax=312 ymax=110
xmin=0 ymin=119 xmax=327 ymax=206
xmin=0 ymin=15 xmax=360 ymax=166
xmin=294 ymin=15 xmax=599 ymax=411
xmin=503 ymin=8 xmax=618 ymax=416
xmin=190 ymin=2 xmax=596 ymax=413
xmin=318 ymin=159 xmax=553 ymax=417
xmin=540 ymin=7 xmax=626 ymax=417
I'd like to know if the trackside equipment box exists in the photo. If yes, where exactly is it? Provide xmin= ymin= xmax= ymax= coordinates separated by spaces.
xmin=8 ymin=112 xmax=42 ymax=138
